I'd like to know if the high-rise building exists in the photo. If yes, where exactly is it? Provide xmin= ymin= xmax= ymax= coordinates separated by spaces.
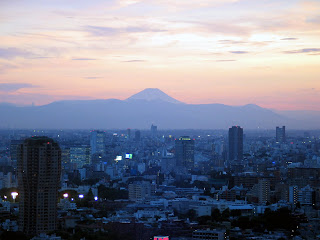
xmin=90 ymin=130 xmax=106 ymax=155
xmin=17 ymin=137 xmax=61 ymax=236
xmin=161 ymin=156 xmax=176 ymax=173
xmin=69 ymin=145 xmax=91 ymax=168
xmin=298 ymin=185 xmax=313 ymax=205
xmin=151 ymin=124 xmax=157 ymax=138
xmin=10 ymin=140 xmax=24 ymax=166
xmin=257 ymin=179 xmax=270 ymax=204
xmin=276 ymin=126 xmax=286 ymax=143
xmin=175 ymin=136 xmax=195 ymax=170
xmin=127 ymin=128 xmax=131 ymax=140
xmin=61 ymin=147 xmax=70 ymax=167
xmin=289 ymin=186 xmax=299 ymax=204
xmin=135 ymin=130 xmax=141 ymax=142
xmin=228 ymin=126 xmax=243 ymax=161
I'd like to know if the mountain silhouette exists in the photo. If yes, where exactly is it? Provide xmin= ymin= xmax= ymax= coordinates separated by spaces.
xmin=126 ymin=88 xmax=183 ymax=104
xmin=0 ymin=88 xmax=316 ymax=129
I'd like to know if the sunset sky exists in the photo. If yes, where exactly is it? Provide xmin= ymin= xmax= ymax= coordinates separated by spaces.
xmin=0 ymin=0 xmax=320 ymax=110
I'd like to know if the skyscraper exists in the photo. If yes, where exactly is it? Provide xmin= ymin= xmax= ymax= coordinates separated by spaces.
xmin=289 ymin=186 xmax=299 ymax=204
xmin=17 ymin=137 xmax=61 ymax=236
xmin=69 ymin=145 xmax=91 ymax=168
xmin=127 ymin=128 xmax=131 ymax=140
xmin=10 ymin=139 xmax=24 ymax=166
xmin=257 ymin=179 xmax=270 ymax=204
xmin=90 ymin=130 xmax=106 ymax=155
xmin=276 ymin=126 xmax=286 ymax=143
xmin=175 ymin=136 xmax=195 ymax=170
xmin=135 ymin=130 xmax=141 ymax=142
xmin=151 ymin=124 xmax=157 ymax=138
xmin=228 ymin=126 xmax=243 ymax=161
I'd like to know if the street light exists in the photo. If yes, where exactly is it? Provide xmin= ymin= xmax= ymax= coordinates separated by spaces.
xmin=11 ymin=192 xmax=18 ymax=202
xmin=79 ymin=194 xmax=84 ymax=199
xmin=63 ymin=193 xmax=68 ymax=198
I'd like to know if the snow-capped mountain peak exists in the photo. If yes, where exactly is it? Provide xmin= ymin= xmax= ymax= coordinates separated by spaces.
xmin=126 ymin=88 xmax=183 ymax=104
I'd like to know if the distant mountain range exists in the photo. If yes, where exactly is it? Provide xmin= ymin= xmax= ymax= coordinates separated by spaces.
xmin=0 ymin=88 xmax=319 ymax=129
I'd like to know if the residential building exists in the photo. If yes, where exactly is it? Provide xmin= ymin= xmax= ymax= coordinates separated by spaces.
xmin=90 ymin=130 xmax=106 ymax=155
xmin=193 ymin=229 xmax=226 ymax=240
xmin=228 ymin=126 xmax=243 ymax=161
xmin=276 ymin=126 xmax=286 ymax=143
xmin=175 ymin=136 xmax=195 ymax=170
xmin=17 ymin=137 xmax=61 ymax=236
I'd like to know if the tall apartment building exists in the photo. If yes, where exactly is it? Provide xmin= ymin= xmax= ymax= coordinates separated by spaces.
xmin=257 ymin=179 xmax=270 ymax=204
xmin=135 ymin=130 xmax=141 ymax=142
xmin=298 ymin=185 xmax=313 ymax=205
xmin=17 ymin=137 xmax=61 ymax=236
xmin=276 ymin=126 xmax=286 ymax=143
xmin=175 ymin=136 xmax=195 ymax=170
xmin=228 ymin=126 xmax=243 ymax=161
xmin=151 ymin=124 xmax=157 ymax=138
xmin=90 ymin=130 xmax=106 ymax=155
xmin=69 ymin=145 xmax=91 ymax=168
xmin=289 ymin=185 xmax=299 ymax=205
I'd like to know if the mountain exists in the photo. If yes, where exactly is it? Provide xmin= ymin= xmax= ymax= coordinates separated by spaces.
xmin=126 ymin=88 xmax=183 ymax=104
xmin=0 ymin=89 xmax=317 ymax=129
xmin=275 ymin=110 xmax=320 ymax=128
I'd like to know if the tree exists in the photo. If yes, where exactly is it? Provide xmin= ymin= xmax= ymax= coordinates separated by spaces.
xmin=222 ymin=208 xmax=230 ymax=220
xmin=263 ymin=207 xmax=297 ymax=231
xmin=231 ymin=209 xmax=242 ymax=217
xmin=211 ymin=208 xmax=221 ymax=222
xmin=82 ymin=178 xmax=100 ymax=186
xmin=197 ymin=215 xmax=212 ymax=225
xmin=186 ymin=209 xmax=197 ymax=221
xmin=0 ymin=231 xmax=27 ymax=240
xmin=233 ymin=216 xmax=251 ymax=229
xmin=86 ymin=188 xmax=94 ymax=201
xmin=98 ymin=185 xmax=128 ymax=200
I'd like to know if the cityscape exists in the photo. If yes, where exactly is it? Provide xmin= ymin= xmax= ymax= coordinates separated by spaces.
xmin=0 ymin=123 xmax=320 ymax=239
xmin=1 ymin=0 xmax=320 ymax=239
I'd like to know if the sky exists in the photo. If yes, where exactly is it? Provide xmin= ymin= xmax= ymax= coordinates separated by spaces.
xmin=0 ymin=0 xmax=320 ymax=110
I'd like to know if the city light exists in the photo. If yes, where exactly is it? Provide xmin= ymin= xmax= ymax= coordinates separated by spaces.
xmin=94 ymin=196 xmax=98 ymax=201
xmin=63 ymin=193 xmax=68 ymax=198
xmin=11 ymin=192 xmax=18 ymax=202
xmin=154 ymin=237 xmax=169 ymax=240
xmin=79 ymin=194 xmax=84 ymax=199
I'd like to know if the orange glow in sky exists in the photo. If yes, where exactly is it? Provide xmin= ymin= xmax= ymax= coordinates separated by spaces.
xmin=0 ymin=0 xmax=320 ymax=110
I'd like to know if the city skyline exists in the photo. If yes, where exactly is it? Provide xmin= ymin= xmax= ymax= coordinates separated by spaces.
xmin=1 ymin=124 xmax=320 ymax=238
xmin=0 ymin=0 xmax=320 ymax=110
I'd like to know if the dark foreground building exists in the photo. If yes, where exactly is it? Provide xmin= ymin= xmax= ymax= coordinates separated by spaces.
xmin=17 ymin=136 xmax=61 ymax=236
